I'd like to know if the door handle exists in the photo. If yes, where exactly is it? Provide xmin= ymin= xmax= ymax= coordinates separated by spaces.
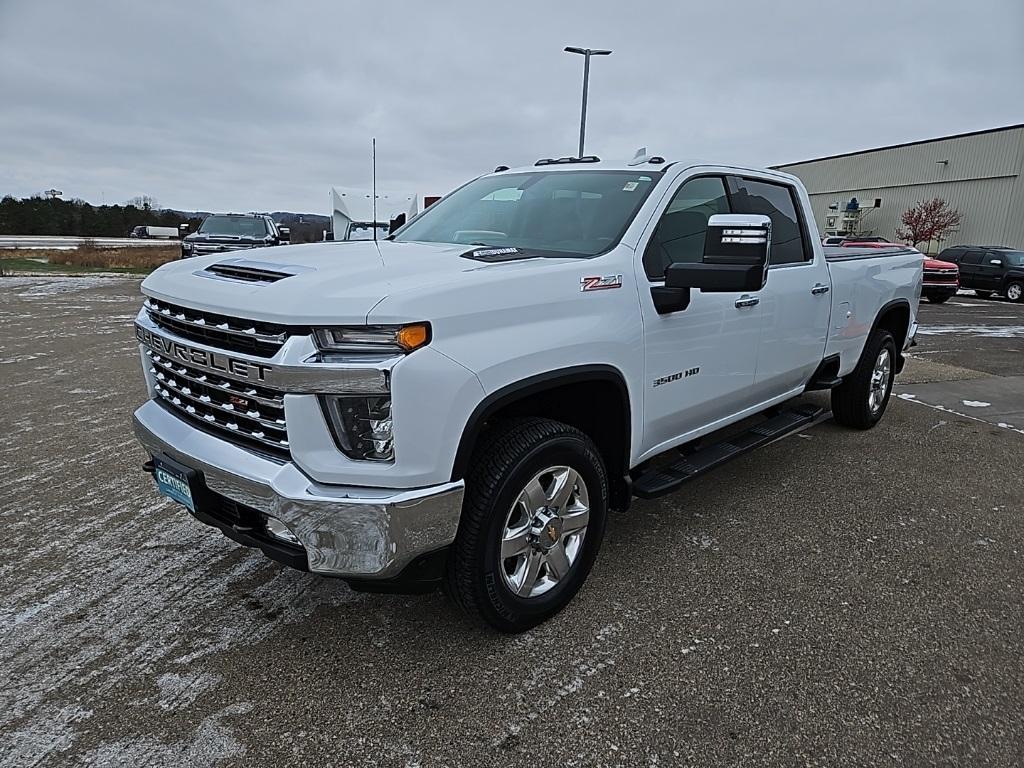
xmin=735 ymin=295 xmax=760 ymax=308
xmin=811 ymin=283 xmax=830 ymax=295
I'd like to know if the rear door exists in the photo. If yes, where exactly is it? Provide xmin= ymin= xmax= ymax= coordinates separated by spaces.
xmin=728 ymin=175 xmax=831 ymax=400
xmin=958 ymin=250 xmax=983 ymax=287
xmin=636 ymin=173 xmax=763 ymax=450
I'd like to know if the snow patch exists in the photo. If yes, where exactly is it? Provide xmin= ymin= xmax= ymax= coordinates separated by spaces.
xmin=961 ymin=400 xmax=991 ymax=408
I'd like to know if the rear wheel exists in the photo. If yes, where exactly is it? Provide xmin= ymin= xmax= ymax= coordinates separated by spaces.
xmin=446 ymin=417 xmax=608 ymax=633
xmin=974 ymin=289 xmax=993 ymax=299
xmin=1005 ymin=281 xmax=1024 ymax=303
xmin=831 ymin=329 xmax=897 ymax=430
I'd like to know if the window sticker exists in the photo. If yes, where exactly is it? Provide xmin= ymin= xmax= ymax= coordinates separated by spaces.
xmin=623 ymin=181 xmax=639 ymax=192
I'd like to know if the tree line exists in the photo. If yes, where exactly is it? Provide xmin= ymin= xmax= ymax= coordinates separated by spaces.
xmin=0 ymin=195 xmax=204 ymax=237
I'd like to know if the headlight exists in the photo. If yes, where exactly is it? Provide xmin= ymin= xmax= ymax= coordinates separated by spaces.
xmin=313 ymin=323 xmax=430 ymax=354
xmin=321 ymin=395 xmax=393 ymax=461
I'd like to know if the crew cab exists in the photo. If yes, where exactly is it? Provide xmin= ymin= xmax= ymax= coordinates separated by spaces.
xmin=181 ymin=213 xmax=289 ymax=259
xmin=937 ymin=245 xmax=1024 ymax=302
xmin=132 ymin=156 xmax=922 ymax=632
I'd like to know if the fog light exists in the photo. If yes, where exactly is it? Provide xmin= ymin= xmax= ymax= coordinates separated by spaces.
xmin=320 ymin=395 xmax=394 ymax=461
xmin=265 ymin=516 xmax=300 ymax=546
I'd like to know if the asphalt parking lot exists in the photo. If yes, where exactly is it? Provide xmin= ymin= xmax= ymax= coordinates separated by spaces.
xmin=1 ymin=277 xmax=1022 ymax=768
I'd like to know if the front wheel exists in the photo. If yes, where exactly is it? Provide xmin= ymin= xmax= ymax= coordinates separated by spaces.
xmin=446 ymin=417 xmax=608 ymax=633
xmin=831 ymin=329 xmax=897 ymax=429
xmin=1005 ymin=281 xmax=1024 ymax=303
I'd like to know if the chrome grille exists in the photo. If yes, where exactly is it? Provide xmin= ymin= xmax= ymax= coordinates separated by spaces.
xmin=190 ymin=242 xmax=257 ymax=256
xmin=144 ymin=298 xmax=295 ymax=358
xmin=146 ymin=348 xmax=289 ymax=459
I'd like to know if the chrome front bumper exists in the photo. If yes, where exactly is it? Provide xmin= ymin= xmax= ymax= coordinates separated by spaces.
xmin=133 ymin=400 xmax=464 ymax=579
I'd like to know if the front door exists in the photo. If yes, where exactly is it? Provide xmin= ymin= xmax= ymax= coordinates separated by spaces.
xmin=636 ymin=173 xmax=763 ymax=453
xmin=727 ymin=176 xmax=831 ymax=397
xmin=979 ymin=252 xmax=1006 ymax=290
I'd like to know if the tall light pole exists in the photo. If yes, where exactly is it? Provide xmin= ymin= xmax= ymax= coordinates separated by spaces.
xmin=564 ymin=46 xmax=612 ymax=158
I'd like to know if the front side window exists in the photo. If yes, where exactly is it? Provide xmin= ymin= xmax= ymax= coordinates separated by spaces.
xmin=730 ymin=178 xmax=810 ymax=265
xmin=393 ymin=171 xmax=657 ymax=257
xmin=642 ymin=176 xmax=730 ymax=279
xmin=1005 ymin=251 xmax=1024 ymax=266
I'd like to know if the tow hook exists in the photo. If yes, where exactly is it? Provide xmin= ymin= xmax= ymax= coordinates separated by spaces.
xmin=142 ymin=459 xmax=155 ymax=475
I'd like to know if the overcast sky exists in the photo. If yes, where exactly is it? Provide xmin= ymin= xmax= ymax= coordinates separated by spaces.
xmin=1 ymin=0 xmax=1021 ymax=214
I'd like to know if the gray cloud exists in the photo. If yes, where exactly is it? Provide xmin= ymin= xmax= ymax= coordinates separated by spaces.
xmin=1 ymin=0 xmax=1021 ymax=214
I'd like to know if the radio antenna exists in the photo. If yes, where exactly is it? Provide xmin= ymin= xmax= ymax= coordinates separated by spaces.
xmin=372 ymin=137 xmax=377 ymax=242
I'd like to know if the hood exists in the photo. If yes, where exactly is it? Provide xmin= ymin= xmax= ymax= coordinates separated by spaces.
xmin=924 ymin=258 xmax=958 ymax=269
xmin=141 ymin=239 xmax=570 ymax=325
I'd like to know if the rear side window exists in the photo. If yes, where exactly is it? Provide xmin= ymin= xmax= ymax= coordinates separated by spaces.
xmin=643 ymin=176 xmax=730 ymax=279
xmin=729 ymin=178 xmax=811 ymax=265
xmin=961 ymin=251 xmax=983 ymax=265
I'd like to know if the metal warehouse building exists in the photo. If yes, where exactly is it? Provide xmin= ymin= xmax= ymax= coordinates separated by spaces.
xmin=773 ymin=124 xmax=1024 ymax=254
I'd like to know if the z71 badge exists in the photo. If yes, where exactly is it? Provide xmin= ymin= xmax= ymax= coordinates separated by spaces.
xmin=580 ymin=274 xmax=623 ymax=292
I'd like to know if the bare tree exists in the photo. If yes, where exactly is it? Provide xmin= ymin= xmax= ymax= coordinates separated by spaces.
xmin=126 ymin=195 xmax=159 ymax=211
xmin=896 ymin=198 xmax=961 ymax=249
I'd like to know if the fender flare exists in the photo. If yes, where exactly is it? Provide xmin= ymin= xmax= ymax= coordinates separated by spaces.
xmin=449 ymin=364 xmax=632 ymax=482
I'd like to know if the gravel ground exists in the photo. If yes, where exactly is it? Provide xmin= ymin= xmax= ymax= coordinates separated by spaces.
xmin=1 ymin=276 xmax=1022 ymax=767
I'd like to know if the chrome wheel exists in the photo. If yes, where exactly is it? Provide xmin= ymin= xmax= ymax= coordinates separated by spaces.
xmin=868 ymin=348 xmax=891 ymax=413
xmin=1007 ymin=283 xmax=1023 ymax=301
xmin=499 ymin=466 xmax=590 ymax=598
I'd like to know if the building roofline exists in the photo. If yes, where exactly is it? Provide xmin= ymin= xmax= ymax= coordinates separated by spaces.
xmin=771 ymin=123 xmax=1024 ymax=169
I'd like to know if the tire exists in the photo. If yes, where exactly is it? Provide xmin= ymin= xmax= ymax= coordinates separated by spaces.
xmin=446 ymin=417 xmax=608 ymax=633
xmin=831 ymin=329 xmax=897 ymax=430
xmin=974 ymin=290 xmax=993 ymax=299
xmin=925 ymin=293 xmax=951 ymax=304
xmin=1005 ymin=281 xmax=1024 ymax=303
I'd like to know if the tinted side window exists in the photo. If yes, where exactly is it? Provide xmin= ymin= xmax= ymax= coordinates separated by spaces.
xmin=643 ymin=176 xmax=730 ymax=280
xmin=984 ymin=252 xmax=1005 ymax=266
xmin=961 ymin=251 xmax=983 ymax=265
xmin=730 ymin=178 xmax=810 ymax=264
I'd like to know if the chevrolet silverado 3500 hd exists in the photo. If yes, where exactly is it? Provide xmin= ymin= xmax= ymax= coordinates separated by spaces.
xmin=133 ymin=157 xmax=923 ymax=632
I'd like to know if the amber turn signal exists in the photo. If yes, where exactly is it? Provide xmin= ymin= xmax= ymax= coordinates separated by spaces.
xmin=396 ymin=323 xmax=430 ymax=351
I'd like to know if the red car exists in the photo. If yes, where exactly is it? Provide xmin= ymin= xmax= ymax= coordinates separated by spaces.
xmin=839 ymin=240 xmax=959 ymax=303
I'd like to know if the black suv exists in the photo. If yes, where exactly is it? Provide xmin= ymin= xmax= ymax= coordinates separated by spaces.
xmin=937 ymin=245 xmax=1024 ymax=302
xmin=181 ymin=213 xmax=289 ymax=259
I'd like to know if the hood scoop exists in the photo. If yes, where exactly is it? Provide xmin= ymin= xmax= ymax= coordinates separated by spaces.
xmin=199 ymin=258 xmax=313 ymax=284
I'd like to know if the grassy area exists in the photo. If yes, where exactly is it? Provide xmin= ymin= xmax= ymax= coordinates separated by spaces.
xmin=0 ymin=243 xmax=178 ymax=276
xmin=0 ymin=257 xmax=151 ymax=276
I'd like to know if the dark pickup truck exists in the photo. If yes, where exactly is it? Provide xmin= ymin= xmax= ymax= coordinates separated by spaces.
xmin=181 ymin=213 xmax=289 ymax=259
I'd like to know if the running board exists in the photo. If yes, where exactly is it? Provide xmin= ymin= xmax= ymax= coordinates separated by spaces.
xmin=632 ymin=405 xmax=826 ymax=499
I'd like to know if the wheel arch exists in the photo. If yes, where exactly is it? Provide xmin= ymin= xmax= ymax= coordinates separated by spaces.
xmin=871 ymin=298 xmax=912 ymax=350
xmin=450 ymin=365 xmax=633 ymax=510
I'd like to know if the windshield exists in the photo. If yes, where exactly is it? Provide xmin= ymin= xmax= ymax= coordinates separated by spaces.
xmin=347 ymin=222 xmax=389 ymax=241
xmin=198 ymin=216 xmax=269 ymax=238
xmin=393 ymin=170 xmax=658 ymax=256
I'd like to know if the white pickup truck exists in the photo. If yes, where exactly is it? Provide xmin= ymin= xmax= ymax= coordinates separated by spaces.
xmin=133 ymin=156 xmax=922 ymax=632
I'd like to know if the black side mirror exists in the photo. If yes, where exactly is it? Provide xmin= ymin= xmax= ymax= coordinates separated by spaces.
xmin=667 ymin=214 xmax=771 ymax=291
xmin=389 ymin=213 xmax=407 ymax=234
xmin=654 ymin=214 xmax=772 ymax=314
xmin=278 ymin=226 xmax=290 ymax=243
